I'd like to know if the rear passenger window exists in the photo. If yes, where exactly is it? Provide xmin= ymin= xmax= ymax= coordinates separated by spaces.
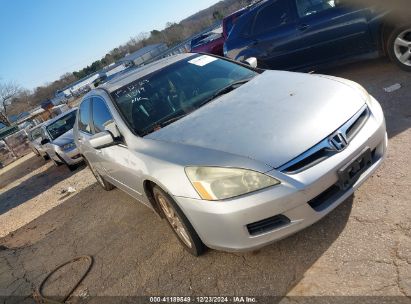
xmin=78 ymin=99 xmax=92 ymax=133
xmin=92 ymin=98 xmax=113 ymax=134
xmin=252 ymin=0 xmax=292 ymax=35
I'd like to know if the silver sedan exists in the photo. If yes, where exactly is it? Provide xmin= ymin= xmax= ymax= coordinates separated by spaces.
xmin=74 ymin=54 xmax=387 ymax=256
xmin=41 ymin=109 xmax=83 ymax=171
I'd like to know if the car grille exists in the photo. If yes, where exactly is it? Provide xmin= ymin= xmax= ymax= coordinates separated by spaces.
xmin=308 ymin=185 xmax=342 ymax=212
xmin=279 ymin=105 xmax=370 ymax=174
xmin=247 ymin=215 xmax=291 ymax=236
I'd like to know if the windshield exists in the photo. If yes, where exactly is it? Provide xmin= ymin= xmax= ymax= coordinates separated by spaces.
xmin=46 ymin=111 xmax=76 ymax=140
xmin=30 ymin=127 xmax=43 ymax=141
xmin=111 ymin=55 xmax=258 ymax=136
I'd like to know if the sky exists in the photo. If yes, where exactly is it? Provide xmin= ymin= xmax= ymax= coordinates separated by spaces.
xmin=0 ymin=0 xmax=218 ymax=90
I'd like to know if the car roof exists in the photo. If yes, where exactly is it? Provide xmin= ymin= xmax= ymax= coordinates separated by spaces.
xmin=43 ymin=108 xmax=78 ymax=127
xmin=224 ymin=0 xmax=266 ymax=19
xmin=99 ymin=53 xmax=196 ymax=93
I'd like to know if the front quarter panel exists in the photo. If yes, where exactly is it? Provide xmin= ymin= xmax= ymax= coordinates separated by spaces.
xmin=123 ymin=138 xmax=275 ymax=200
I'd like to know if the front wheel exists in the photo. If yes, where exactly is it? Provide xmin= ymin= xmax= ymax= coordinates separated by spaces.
xmin=85 ymin=158 xmax=115 ymax=191
xmin=388 ymin=25 xmax=411 ymax=72
xmin=153 ymin=186 xmax=206 ymax=256
xmin=51 ymin=154 xmax=64 ymax=167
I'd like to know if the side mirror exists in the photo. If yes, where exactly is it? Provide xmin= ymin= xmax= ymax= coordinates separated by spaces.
xmin=244 ymin=57 xmax=258 ymax=68
xmin=104 ymin=121 xmax=121 ymax=138
xmin=89 ymin=131 xmax=116 ymax=149
xmin=41 ymin=138 xmax=50 ymax=145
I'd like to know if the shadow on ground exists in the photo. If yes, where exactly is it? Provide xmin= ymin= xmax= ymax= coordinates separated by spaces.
xmin=0 ymin=160 xmax=84 ymax=216
xmin=0 ymin=154 xmax=46 ymax=189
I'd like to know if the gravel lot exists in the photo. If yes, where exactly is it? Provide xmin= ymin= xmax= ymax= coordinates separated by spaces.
xmin=0 ymin=58 xmax=410 ymax=303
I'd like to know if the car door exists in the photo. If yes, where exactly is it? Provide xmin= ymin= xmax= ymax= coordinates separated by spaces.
xmin=246 ymin=0 xmax=302 ymax=70
xmin=89 ymin=97 xmax=147 ymax=203
xmin=292 ymin=0 xmax=374 ymax=69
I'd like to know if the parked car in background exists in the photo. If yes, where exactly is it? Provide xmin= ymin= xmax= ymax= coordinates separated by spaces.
xmin=18 ymin=120 xmax=35 ymax=132
xmin=190 ymin=30 xmax=225 ymax=56
xmin=224 ymin=0 xmax=411 ymax=72
xmin=50 ymin=104 xmax=70 ymax=117
xmin=190 ymin=3 xmax=259 ymax=56
xmin=75 ymin=53 xmax=387 ymax=256
xmin=222 ymin=4 xmax=256 ymax=40
xmin=40 ymin=108 xmax=83 ymax=171
xmin=27 ymin=123 xmax=48 ymax=159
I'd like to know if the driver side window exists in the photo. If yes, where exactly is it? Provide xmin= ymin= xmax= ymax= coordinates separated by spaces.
xmin=78 ymin=98 xmax=92 ymax=134
xmin=252 ymin=0 xmax=293 ymax=35
xmin=295 ymin=0 xmax=338 ymax=17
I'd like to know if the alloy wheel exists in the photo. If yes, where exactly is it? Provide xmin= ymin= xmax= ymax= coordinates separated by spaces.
xmin=157 ymin=194 xmax=193 ymax=248
xmin=394 ymin=29 xmax=411 ymax=67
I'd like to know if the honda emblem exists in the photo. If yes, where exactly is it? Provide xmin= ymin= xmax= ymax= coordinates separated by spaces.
xmin=329 ymin=132 xmax=348 ymax=152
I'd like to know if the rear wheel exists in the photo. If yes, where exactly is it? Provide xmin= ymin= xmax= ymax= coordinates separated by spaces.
xmin=85 ymin=158 xmax=115 ymax=191
xmin=153 ymin=186 xmax=206 ymax=256
xmin=388 ymin=25 xmax=411 ymax=72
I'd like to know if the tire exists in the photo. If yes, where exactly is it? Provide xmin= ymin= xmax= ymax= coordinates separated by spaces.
xmin=55 ymin=153 xmax=79 ymax=172
xmin=84 ymin=158 xmax=115 ymax=191
xmin=153 ymin=186 xmax=206 ymax=256
xmin=43 ymin=154 xmax=50 ymax=161
xmin=66 ymin=163 xmax=79 ymax=172
xmin=51 ymin=154 xmax=64 ymax=167
xmin=387 ymin=25 xmax=411 ymax=72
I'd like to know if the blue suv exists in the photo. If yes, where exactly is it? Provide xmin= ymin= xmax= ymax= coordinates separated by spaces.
xmin=223 ymin=0 xmax=411 ymax=71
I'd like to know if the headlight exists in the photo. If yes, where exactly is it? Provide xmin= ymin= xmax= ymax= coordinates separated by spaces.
xmin=185 ymin=167 xmax=280 ymax=201
xmin=61 ymin=142 xmax=76 ymax=151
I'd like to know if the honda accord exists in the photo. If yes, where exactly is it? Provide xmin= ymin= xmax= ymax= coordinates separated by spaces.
xmin=74 ymin=54 xmax=387 ymax=256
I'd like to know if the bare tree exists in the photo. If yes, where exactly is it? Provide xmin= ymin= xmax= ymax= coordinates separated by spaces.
xmin=0 ymin=81 xmax=21 ymax=126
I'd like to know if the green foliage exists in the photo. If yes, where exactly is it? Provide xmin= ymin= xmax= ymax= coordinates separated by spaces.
xmin=213 ymin=10 xmax=225 ymax=20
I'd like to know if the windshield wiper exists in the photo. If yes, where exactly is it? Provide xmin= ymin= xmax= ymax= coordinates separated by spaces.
xmin=139 ymin=113 xmax=190 ymax=136
xmin=198 ymin=77 xmax=254 ymax=107
xmin=159 ymin=113 xmax=190 ymax=128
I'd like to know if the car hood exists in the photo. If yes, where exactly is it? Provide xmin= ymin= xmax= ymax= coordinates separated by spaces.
xmin=146 ymin=71 xmax=367 ymax=169
xmin=52 ymin=129 xmax=74 ymax=146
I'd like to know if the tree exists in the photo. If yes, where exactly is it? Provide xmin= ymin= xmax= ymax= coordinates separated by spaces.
xmin=0 ymin=81 xmax=21 ymax=126
xmin=212 ymin=10 xmax=224 ymax=20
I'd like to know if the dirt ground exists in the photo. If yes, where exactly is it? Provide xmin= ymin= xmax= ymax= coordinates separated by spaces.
xmin=0 ymin=58 xmax=410 ymax=303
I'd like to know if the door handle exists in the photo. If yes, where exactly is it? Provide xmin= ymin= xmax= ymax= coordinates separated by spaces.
xmin=297 ymin=24 xmax=310 ymax=31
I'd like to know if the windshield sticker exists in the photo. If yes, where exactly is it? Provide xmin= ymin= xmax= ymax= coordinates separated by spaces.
xmin=188 ymin=55 xmax=217 ymax=67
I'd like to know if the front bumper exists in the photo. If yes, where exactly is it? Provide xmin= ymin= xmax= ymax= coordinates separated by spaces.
xmin=175 ymin=100 xmax=387 ymax=252
xmin=57 ymin=147 xmax=84 ymax=165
